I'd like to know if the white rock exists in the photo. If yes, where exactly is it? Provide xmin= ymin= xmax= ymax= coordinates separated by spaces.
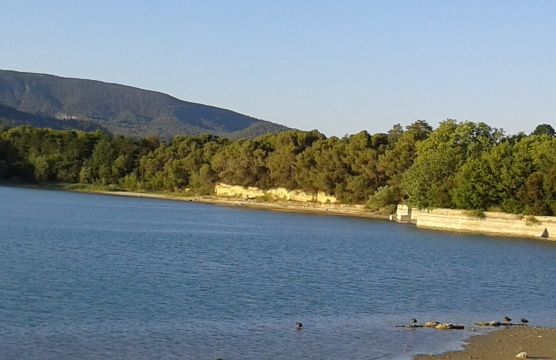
xmin=515 ymin=352 xmax=528 ymax=359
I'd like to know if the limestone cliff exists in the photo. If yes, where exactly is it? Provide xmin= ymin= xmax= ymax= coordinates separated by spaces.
xmin=215 ymin=183 xmax=338 ymax=204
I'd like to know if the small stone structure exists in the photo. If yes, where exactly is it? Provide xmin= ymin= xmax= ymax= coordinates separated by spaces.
xmin=395 ymin=204 xmax=413 ymax=223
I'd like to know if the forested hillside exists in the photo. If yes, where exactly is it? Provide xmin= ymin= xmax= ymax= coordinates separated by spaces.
xmin=0 ymin=104 xmax=106 ymax=132
xmin=0 ymin=69 xmax=290 ymax=139
xmin=0 ymin=121 xmax=555 ymax=215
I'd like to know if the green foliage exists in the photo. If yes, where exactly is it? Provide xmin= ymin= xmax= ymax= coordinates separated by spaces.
xmin=450 ymin=135 xmax=556 ymax=215
xmin=402 ymin=120 xmax=503 ymax=209
xmin=211 ymin=139 xmax=270 ymax=188
xmin=518 ymin=172 xmax=550 ymax=215
xmin=0 ymin=120 xmax=554 ymax=216
xmin=531 ymin=124 xmax=555 ymax=137
xmin=119 ymin=173 xmax=140 ymax=191
xmin=379 ymin=121 xmax=432 ymax=195
xmin=465 ymin=209 xmax=486 ymax=219
xmin=366 ymin=185 xmax=401 ymax=212
xmin=525 ymin=215 xmax=541 ymax=226
xmin=189 ymin=164 xmax=217 ymax=195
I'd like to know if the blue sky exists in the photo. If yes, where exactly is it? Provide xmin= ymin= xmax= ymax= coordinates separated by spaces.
xmin=1 ymin=0 xmax=555 ymax=136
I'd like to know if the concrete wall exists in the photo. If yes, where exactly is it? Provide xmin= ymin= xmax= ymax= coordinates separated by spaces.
xmin=395 ymin=206 xmax=555 ymax=240
xmin=395 ymin=204 xmax=414 ymax=223
xmin=215 ymin=183 xmax=338 ymax=204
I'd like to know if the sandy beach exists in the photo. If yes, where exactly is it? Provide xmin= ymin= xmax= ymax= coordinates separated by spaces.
xmin=415 ymin=327 xmax=556 ymax=360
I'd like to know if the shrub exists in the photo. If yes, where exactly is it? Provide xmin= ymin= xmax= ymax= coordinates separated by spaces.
xmin=525 ymin=216 xmax=541 ymax=226
xmin=465 ymin=209 xmax=486 ymax=219
xmin=366 ymin=186 xmax=400 ymax=211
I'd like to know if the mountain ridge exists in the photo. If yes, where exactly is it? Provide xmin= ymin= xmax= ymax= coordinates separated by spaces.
xmin=0 ymin=69 xmax=290 ymax=139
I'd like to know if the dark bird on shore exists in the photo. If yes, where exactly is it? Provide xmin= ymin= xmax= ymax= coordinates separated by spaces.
xmin=411 ymin=318 xmax=417 ymax=324
xmin=504 ymin=316 xmax=512 ymax=324
xmin=521 ymin=318 xmax=529 ymax=325
xmin=295 ymin=321 xmax=303 ymax=330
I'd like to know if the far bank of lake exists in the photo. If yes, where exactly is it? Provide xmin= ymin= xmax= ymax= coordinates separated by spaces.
xmin=11 ymin=182 xmax=390 ymax=220
xmin=4 ymin=182 xmax=556 ymax=241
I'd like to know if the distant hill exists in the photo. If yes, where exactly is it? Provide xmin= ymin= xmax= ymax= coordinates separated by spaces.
xmin=0 ymin=69 xmax=290 ymax=139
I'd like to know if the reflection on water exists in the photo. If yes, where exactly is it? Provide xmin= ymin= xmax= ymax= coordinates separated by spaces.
xmin=1 ymin=186 xmax=555 ymax=359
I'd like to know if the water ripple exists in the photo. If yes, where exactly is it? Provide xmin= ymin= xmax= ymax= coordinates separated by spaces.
xmin=1 ymin=186 xmax=556 ymax=359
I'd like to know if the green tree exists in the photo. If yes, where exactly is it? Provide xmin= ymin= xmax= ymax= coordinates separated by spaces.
xmin=402 ymin=120 xmax=502 ymax=208
xmin=190 ymin=164 xmax=218 ymax=195
xmin=531 ymin=124 xmax=555 ymax=137
xmin=518 ymin=172 xmax=550 ymax=215
xmin=90 ymin=137 xmax=117 ymax=183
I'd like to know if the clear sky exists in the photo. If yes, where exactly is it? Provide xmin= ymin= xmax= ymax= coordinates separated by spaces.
xmin=1 ymin=0 xmax=555 ymax=136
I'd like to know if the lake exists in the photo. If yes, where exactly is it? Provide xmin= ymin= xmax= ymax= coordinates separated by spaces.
xmin=1 ymin=186 xmax=556 ymax=359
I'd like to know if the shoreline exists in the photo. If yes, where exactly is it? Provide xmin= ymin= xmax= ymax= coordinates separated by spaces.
xmin=5 ymin=184 xmax=555 ymax=241
xmin=414 ymin=327 xmax=556 ymax=360
xmin=396 ymin=205 xmax=556 ymax=242
xmin=93 ymin=190 xmax=391 ymax=220
xmin=4 ymin=184 xmax=390 ymax=221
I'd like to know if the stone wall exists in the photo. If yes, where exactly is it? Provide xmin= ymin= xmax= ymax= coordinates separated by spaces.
xmin=395 ymin=206 xmax=555 ymax=240
xmin=214 ymin=183 xmax=338 ymax=204
xmin=395 ymin=204 xmax=414 ymax=223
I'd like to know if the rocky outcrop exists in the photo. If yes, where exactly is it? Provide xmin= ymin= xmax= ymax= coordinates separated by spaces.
xmin=398 ymin=320 xmax=464 ymax=330
xmin=215 ymin=183 xmax=338 ymax=204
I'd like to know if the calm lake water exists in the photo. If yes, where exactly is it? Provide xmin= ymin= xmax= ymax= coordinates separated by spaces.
xmin=1 ymin=186 xmax=556 ymax=359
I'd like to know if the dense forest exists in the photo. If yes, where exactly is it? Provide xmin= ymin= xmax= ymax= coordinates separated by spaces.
xmin=0 ymin=121 xmax=555 ymax=215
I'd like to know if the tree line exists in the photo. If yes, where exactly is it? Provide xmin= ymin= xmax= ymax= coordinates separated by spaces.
xmin=0 ymin=121 xmax=554 ymax=215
